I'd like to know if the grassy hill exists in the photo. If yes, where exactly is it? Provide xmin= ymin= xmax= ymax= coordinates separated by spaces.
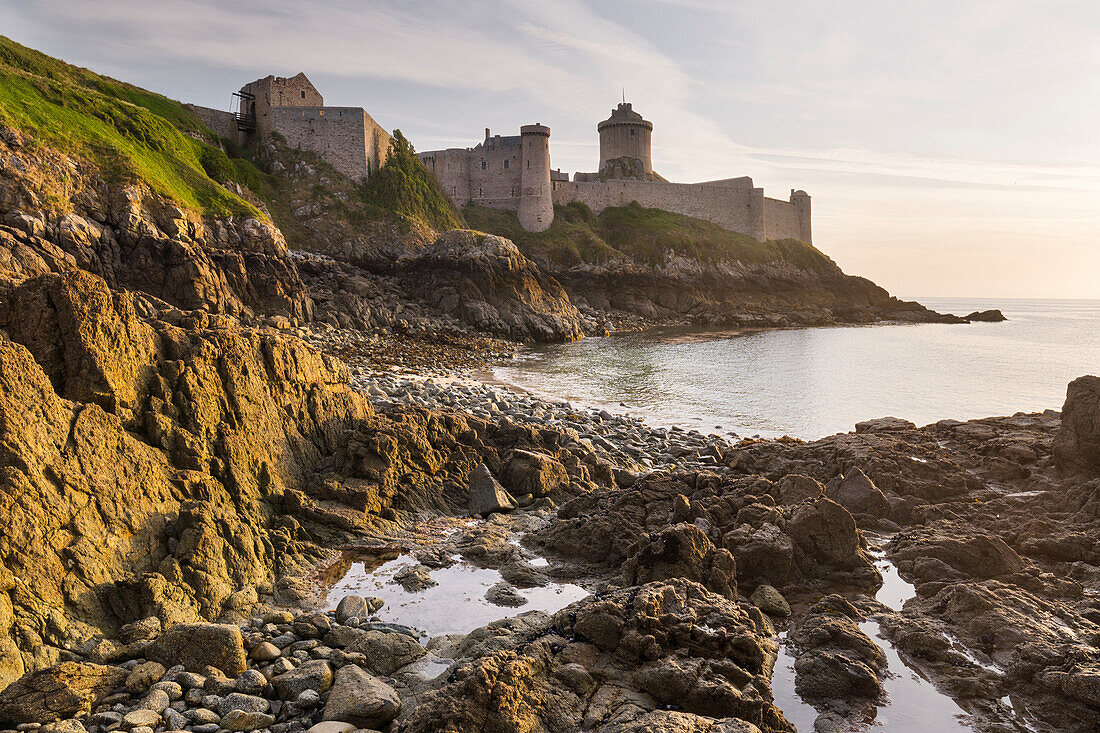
xmin=464 ymin=201 xmax=837 ymax=272
xmin=0 ymin=35 xmax=463 ymax=235
xmin=0 ymin=35 xmax=261 ymax=216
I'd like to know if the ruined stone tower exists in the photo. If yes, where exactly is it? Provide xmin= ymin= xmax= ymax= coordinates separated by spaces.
xmin=598 ymin=102 xmax=653 ymax=177
xmin=517 ymin=124 xmax=553 ymax=232
xmin=184 ymin=73 xmax=393 ymax=181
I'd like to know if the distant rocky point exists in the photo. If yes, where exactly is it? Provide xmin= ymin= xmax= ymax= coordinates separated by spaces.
xmin=964 ymin=308 xmax=1008 ymax=322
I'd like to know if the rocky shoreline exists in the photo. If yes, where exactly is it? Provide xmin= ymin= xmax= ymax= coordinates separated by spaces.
xmin=1 ymin=101 xmax=1095 ymax=733
xmin=2 ymin=297 xmax=1097 ymax=733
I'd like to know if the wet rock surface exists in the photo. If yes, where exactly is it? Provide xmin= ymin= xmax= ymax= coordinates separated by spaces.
xmin=0 ymin=153 xmax=1097 ymax=731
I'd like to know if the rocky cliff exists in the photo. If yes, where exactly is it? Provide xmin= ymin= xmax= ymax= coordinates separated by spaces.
xmin=0 ymin=126 xmax=311 ymax=324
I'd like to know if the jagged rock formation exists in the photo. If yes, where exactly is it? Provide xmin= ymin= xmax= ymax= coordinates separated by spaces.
xmin=0 ymin=268 xmax=364 ymax=680
xmin=0 ymin=266 xmax=621 ymax=686
xmin=537 ymin=472 xmax=879 ymax=593
xmin=0 ymin=126 xmax=311 ymax=322
xmin=400 ymin=579 xmax=794 ymax=732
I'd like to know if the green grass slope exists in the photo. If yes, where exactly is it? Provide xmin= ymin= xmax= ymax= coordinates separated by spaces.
xmin=464 ymin=201 xmax=837 ymax=272
xmin=0 ymin=35 xmax=260 ymax=216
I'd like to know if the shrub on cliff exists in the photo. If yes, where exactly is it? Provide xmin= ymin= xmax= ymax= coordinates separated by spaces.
xmin=358 ymin=130 xmax=466 ymax=232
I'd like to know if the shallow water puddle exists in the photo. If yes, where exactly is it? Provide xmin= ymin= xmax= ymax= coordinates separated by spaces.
xmin=323 ymin=553 xmax=590 ymax=638
xmin=771 ymin=553 xmax=972 ymax=731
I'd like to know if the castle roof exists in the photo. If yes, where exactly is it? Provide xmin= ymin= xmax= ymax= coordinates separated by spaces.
xmin=598 ymin=102 xmax=652 ymax=131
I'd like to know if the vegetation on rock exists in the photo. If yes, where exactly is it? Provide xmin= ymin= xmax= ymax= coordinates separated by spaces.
xmin=358 ymin=130 xmax=465 ymax=232
xmin=465 ymin=200 xmax=836 ymax=271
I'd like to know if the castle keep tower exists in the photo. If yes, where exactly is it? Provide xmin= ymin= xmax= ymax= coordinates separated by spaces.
xmin=518 ymin=124 xmax=553 ymax=232
xmin=598 ymin=102 xmax=653 ymax=177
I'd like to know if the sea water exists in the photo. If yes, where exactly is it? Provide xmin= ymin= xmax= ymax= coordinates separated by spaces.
xmin=494 ymin=298 xmax=1100 ymax=440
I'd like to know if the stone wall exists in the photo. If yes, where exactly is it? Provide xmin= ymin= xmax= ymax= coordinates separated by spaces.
xmin=185 ymin=104 xmax=238 ymax=143
xmin=763 ymin=196 xmax=802 ymax=241
xmin=270 ymin=107 xmax=392 ymax=180
xmin=417 ymin=133 xmax=525 ymax=209
xmin=553 ymin=180 xmax=767 ymax=241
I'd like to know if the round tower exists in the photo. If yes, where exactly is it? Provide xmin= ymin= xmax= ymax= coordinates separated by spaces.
xmin=598 ymin=102 xmax=653 ymax=175
xmin=518 ymin=123 xmax=553 ymax=232
xmin=790 ymin=189 xmax=812 ymax=244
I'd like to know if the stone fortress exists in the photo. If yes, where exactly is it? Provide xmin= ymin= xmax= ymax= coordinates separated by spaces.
xmin=187 ymin=73 xmax=393 ymax=181
xmin=188 ymin=73 xmax=809 ymax=243
xmin=419 ymin=102 xmax=812 ymax=242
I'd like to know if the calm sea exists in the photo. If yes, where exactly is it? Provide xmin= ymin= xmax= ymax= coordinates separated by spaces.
xmin=493 ymin=298 xmax=1100 ymax=440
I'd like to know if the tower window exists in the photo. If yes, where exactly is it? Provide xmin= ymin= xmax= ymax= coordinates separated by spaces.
xmin=481 ymin=161 xmax=486 ymax=170
xmin=504 ymin=160 xmax=509 ymax=169
xmin=527 ymin=160 xmax=530 ymax=169
xmin=300 ymin=91 xmax=306 ymax=99
xmin=630 ymin=129 xmax=635 ymax=136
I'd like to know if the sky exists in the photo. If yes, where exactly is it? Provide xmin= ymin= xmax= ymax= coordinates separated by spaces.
xmin=1 ymin=0 xmax=1098 ymax=299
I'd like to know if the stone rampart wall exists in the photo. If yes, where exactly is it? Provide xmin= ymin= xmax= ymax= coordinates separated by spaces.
xmin=185 ymin=105 xmax=239 ymax=143
xmin=763 ymin=197 xmax=803 ymax=241
xmin=552 ymin=180 xmax=767 ymax=241
xmin=270 ymin=107 xmax=392 ymax=180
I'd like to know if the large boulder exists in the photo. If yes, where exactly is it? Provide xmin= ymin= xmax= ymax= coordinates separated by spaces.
xmin=270 ymin=659 xmax=333 ymax=699
xmin=347 ymin=631 xmax=426 ymax=675
xmin=787 ymin=498 xmax=862 ymax=568
xmin=775 ymin=474 xmax=824 ymax=505
xmin=467 ymin=463 xmax=515 ymax=516
xmin=0 ymin=662 xmax=126 ymax=724
xmin=501 ymin=449 xmax=569 ymax=498
xmin=322 ymin=665 xmax=401 ymax=729
xmin=1053 ymin=376 xmax=1100 ymax=473
xmin=790 ymin=596 xmax=886 ymax=702
xmin=723 ymin=523 xmax=795 ymax=588
xmin=622 ymin=523 xmax=737 ymax=599
xmin=145 ymin=623 xmax=247 ymax=676
xmin=826 ymin=467 xmax=890 ymax=518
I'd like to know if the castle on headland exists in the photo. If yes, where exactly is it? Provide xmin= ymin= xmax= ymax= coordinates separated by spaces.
xmin=186 ymin=73 xmax=393 ymax=181
xmin=188 ymin=74 xmax=809 ymax=243
xmin=419 ymin=102 xmax=811 ymax=243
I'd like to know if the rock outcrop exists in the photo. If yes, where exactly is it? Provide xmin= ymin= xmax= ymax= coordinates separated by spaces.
xmin=399 ymin=580 xmax=794 ymax=732
xmin=400 ymin=231 xmax=590 ymax=342
xmin=1053 ymin=375 xmax=1100 ymax=474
